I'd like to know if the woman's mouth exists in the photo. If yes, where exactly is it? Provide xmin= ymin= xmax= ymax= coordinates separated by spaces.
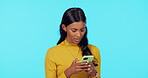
xmin=74 ymin=38 xmax=80 ymax=42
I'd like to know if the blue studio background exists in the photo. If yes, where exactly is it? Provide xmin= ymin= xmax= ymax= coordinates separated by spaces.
xmin=0 ymin=0 xmax=148 ymax=78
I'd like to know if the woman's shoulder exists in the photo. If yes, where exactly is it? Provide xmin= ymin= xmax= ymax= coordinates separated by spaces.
xmin=46 ymin=44 xmax=64 ymax=55
xmin=47 ymin=44 xmax=63 ymax=52
xmin=88 ymin=44 xmax=99 ymax=50
xmin=88 ymin=44 xmax=100 ymax=55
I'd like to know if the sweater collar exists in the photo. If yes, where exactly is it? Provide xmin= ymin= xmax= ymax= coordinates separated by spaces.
xmin=61 ymin=39 xmax=78 ymax=46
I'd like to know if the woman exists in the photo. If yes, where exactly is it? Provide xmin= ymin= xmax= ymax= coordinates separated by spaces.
xmin=45 ymin=8 xmax=101 ymax=78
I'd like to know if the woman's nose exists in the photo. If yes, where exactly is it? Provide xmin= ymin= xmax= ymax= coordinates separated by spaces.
xmin=76 ymin=31 xmax=81 ymax=37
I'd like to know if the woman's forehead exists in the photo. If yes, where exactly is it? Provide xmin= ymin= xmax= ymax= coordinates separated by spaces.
xmin=68 ymin=21 xmax=86 ymax=28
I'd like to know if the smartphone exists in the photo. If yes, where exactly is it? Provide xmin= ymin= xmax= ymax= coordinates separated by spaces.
xmin=80 ymin=55 xmax=94 ymax=63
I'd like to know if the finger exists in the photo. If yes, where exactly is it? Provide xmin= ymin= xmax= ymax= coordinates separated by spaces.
xmin=76 ymin=63 xmax=92 ymax=69
xmin=88 ymin=68 xmax=93 ymax=73
xmin=78 ymin=63 xmax=92 ymax=68
xmin=72 ymin=58 xmax=80 ymax=64
xmin=87 ymin=61 xmax=94 ymax=67
xmin=76 ymin=68 xmax=84 ymax=72
xmin=76 ymin=65 xmax=90 ymax=69
xmin=88 ymin=64 xmax=95 ymax=71
xmin=85 ymin=68 xmax=93 ymax=74
xmin=77 ymin=62 xmax=88 ymax=66
xmin=87 ymin=66 xmax=96 ymax=74
xmin=84 ymin=67 xmax=93 ymax=72
xmin=87 ymin=70 xmax=92 ymax=74
xmin=89 ymin=62 xmax=93 ymax=65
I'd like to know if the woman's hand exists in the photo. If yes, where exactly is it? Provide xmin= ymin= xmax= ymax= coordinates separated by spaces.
xmin=85 ymin=61 xmax=97 ymax=77
xmin=64 ymin=59 xmax=89 ymax=78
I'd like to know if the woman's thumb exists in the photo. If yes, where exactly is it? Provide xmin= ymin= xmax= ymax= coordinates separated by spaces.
xmin=72 ymin=58 xmax=80 ymax=64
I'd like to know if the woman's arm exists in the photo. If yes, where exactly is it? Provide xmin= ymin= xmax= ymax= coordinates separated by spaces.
xmin=45 ymin=55 xmax=57 ymax=78
xmin=88 ymin=45 xmax=101 ymax=78
xmin=45 ymin=52 xmax=68 ymax=78
xmin=92 ymin=46 xmax=101 ymax=78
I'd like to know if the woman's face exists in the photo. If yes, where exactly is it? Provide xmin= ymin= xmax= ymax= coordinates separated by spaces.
xmin=62 ymin=21 xmax=86 ymax=44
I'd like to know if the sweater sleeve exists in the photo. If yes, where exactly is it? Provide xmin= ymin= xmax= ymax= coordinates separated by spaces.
xmin=45 ymin=52 xmax=67 ymax=78
xmin=91 ymin=46 xmax=101 ymax=78
xmin=45 ymin=53 xmax=57 ymax=78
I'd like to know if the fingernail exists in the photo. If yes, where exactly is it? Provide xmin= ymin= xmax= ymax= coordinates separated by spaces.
xmin=88 ymin=65 xmax=91 ymax=67
xmin=88 ymin=68 xmax=90 ymax=70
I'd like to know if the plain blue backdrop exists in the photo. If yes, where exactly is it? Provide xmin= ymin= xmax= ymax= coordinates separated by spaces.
xmin=0 ymin=0 xmax=148 ymax=78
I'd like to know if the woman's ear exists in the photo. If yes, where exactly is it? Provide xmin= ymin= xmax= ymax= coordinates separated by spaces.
xmin=62 ymin=24 xmax=67 ymax=32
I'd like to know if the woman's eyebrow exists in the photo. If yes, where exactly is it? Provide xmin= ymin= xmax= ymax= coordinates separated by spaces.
xmin=81 ymin=27 xmax=86 ymax=29
xmin=71 ymin=26 xmax=86 ymax=30
xmin=71 ymin=28 xmax=77 ymax=30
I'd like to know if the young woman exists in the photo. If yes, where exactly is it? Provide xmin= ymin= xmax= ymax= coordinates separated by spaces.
xmin=45 ymin=8 xmax=101 ymax=78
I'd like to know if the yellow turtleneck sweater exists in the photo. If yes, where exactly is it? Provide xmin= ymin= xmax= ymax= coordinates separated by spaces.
xmin=45 ymin=40 xmax=101 ymax=78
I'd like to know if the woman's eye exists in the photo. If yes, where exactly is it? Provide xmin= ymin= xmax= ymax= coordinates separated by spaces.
xmin=81 ymin=30 xmax=84 ymax=32
xmin=72 ymin=30 xmax=76 ymax=32
xmin=81 ymin=29 xmax=85 ymax=32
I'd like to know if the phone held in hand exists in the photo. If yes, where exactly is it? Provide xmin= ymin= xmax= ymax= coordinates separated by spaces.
xmin=80 ymin=55 xmax=94 ymax=63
